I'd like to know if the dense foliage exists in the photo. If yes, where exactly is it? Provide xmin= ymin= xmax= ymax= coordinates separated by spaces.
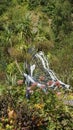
xmin=0 ymin=0 xmax=73 ymax=129
xmin=0 ymin=0 xmax=73 ymax=85
xmin=0 ymin=85 xmax=73 ymax=130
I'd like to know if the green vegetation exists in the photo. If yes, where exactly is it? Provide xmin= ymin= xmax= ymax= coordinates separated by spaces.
xmin=0 ymin=85 xmax=73 ymax=130
xmin=0 ymin=0 xmax=73 ymax=129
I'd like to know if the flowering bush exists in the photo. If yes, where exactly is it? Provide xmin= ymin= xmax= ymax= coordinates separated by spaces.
xmin=0 ymin=85 xmax=73 ymax=130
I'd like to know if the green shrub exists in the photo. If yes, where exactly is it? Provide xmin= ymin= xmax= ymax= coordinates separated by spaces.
xmin=0 ymin=87 xmax=73 ymax=130
xmin=28 ymin=0 xmax=40 ymax=9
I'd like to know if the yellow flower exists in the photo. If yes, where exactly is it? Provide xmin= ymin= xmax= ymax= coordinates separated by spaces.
xmin=34 ymin=103 xmax=44 ymax=109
